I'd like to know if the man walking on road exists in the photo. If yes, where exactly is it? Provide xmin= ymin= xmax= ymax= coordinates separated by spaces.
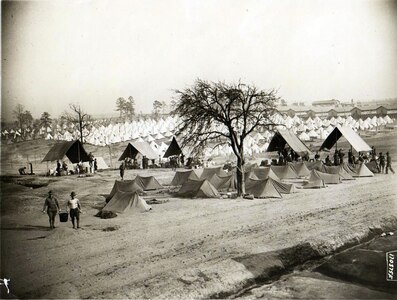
xmin=42 ymin=190 xmax=61 ymax=229
xmin=386 ymin=152 xmax=395 ymax=174
xmin=378 ymin=152 xmax=385 ymax=174
xmin=67 ymin=191 xmax=82 ymax=229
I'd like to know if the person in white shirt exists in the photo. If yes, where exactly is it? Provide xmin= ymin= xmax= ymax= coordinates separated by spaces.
xmin=67 ymin=191 xmax=81 ymax=229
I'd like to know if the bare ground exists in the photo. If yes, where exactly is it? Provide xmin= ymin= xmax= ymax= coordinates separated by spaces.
xmin=1 ymin=167 xmax=396 ymax=299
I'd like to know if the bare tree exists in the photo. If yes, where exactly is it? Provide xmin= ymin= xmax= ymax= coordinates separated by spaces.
xmin=13 ymin=104 xmax=34 ymax=139
xmin=13 ymin=104 xmax=25 ymax=129
xmin=173 ymin=79 xmax=281 ymax=196
xmin=66 ymin=104 xmax=92 ymax=143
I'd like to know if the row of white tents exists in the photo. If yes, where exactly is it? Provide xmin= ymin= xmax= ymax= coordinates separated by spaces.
xmin=2 ymin=115 xmax=394 ymax=155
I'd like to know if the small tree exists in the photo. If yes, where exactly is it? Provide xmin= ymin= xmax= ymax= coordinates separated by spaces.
xmin=40 ymin=112 xmax=52 ymax=128
xmin=125 ymin=96 xmax=135 ymax=119
xmin=66 ymin=104 xmax=92 ymax=144
xmin=115 ymin=96 xmax=135 ymax=120
xmin=115 ymin=97 xmax=126 ymax=118
xmin=173 ymin=79 xmax=280 ymax=196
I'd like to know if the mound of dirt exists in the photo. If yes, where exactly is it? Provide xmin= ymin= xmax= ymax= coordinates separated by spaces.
xmin=95 ymin=210 xmax=117 ymax=219
xmin=146 ymin=198 xmax=170 ymax=205
xmin=102 ymin=225 xmax=120 ymax=231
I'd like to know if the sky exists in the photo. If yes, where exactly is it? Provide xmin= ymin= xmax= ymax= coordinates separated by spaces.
xmin=2 ymin=0 xmax=397 ymax=121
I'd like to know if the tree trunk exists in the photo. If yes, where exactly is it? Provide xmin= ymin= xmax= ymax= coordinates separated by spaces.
xmin=236 ymin=155 xmax=246 ymax=196
xmin=79 ymin=114 xmax=83 ymax=144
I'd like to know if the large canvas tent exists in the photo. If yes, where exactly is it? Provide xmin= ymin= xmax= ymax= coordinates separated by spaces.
xmin=267 ymin=130 xmax=312 ymax=156
xmin=163 ymin=136 xmax=183 ymax=158
xmin=319 ymin=125 xmax=371 ymax=152
xmin=118 ymin=141 xmax=158 ymax=161
xmin=95 ymin=156 xmax=109 ymax=169
xmin=42 ymin=140 xmax=90 ymax=163
xmin=103 ymin=191 xmax=152 ymax=213
xmin=177 ymin=179 xmax=220 ymax=198
xmin=170 ymin=170 xmax=200 ymax=186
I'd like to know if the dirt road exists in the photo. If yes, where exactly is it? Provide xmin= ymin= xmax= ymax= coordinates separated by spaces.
xmin=1 ymin=170 xmax=396 ymax=298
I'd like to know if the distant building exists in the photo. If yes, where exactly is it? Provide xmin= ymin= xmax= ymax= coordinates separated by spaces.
xmin=277 ymin=103 xmax=397 ymax=119
xmin=312 ymin=99 xmax=341 ymax=107
xmin=291 ymin=102 xmax=305 ymax=106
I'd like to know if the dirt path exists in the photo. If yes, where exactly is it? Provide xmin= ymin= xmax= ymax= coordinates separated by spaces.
xmin=1 ymin=171 xmax=396 ymax=298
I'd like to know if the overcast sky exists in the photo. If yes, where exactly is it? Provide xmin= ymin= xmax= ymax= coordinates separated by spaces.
xmin=2 ymin=0 xmax=397 ymax=121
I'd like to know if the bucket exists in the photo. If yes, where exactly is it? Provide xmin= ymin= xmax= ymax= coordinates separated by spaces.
xmin=59 ymin=212 xmax=68 ymax=222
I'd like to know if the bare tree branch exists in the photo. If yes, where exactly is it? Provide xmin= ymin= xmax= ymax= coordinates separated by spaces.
xmin=173 ymin=79 xmax=282 ymax=196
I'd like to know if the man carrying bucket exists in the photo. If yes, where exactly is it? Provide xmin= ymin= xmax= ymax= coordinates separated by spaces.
xmin=67 ymin=192 xmax=82 ymax=229
xmin=42 ymin=191 xmax=61 ymax=229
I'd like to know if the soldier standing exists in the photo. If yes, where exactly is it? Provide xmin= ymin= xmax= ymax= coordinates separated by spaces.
xmin=379 ymin=152 xmax=385 ymax=174
xmin=386 ymin=152 xmax=395 ymax=174
xmin=42 ymin=191 xmax=61 ymax=229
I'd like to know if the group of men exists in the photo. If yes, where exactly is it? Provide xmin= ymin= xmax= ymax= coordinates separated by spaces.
xmin=119 ymin=155 xmax=156 ymax=179
xmin=53 ymin=152 xmax=98 ymax=176
xmin=323 ymin=146 xmax=394 ymax=174
xmin=277 ymin=148 xmax=302 ymax=165
xmin=324 ymin=149 xmax=346 ymax=166
xmin=42 ymin=190 xmax=82 ymax=229
xmin=371 ymin=148 xmax=395 ymax=174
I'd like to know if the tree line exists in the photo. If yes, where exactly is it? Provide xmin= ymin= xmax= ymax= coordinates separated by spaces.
xmin=6 ymin=97 xmax=173 ymax=141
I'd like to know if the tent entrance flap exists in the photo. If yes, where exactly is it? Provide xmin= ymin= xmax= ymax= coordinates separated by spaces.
xmin=319 ymin=126 xmax=371 ymax=152
xmin=163 ymin=136 xmax=183 ymax=158
xmin=267 ymin=130 xmax=312 ymax=156
xmin=42 ymin=140 xmax=90 ymax=163
xmin=119 ymin=141 xmax=158 ymax=161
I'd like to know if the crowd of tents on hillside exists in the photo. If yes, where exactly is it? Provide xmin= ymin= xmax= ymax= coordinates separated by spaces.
xmin=3 ymin=114 xmax=394 ymax=157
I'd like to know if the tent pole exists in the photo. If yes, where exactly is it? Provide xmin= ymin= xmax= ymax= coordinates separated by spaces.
xmin=108 ymin=144 xmax=113 ymax=168
xmin=78 ymin=140 xmax=81 ymax=162
xmin=335 ymin=133 xmax=338 ymax=151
